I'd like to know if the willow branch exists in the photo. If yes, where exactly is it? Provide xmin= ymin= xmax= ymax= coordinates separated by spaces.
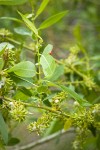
xmin=13 ymin=129 xmax=74 ymax=150
xmin=4 ymin=97 xmax=69 ymax=118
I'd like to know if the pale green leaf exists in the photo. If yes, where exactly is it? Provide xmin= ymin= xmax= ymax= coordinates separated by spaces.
xmin=40 ymin=45 xmax=56 ymax=78
xmin=8 ymin=61 xmax=36 ymax=78
xmin=0 ymin=45 xmax=6 ymax=56
xmin=0 ymin=0 xmax=28 ymax=5
xmin=18 ymin=11 xmax=38 ymax=36
xmin=64 ymin=118 xmax=72 ymax=130
xmin=35 ymin=0 xmax=49 ymax=18
xmin=0 ymin=42 xmax=14 ymax=53
xmin=43 ymin=44 xmax=53 ymax=54
xmin=39 ymin=10 xmax=68 ymax=30
xmin=14 ymin=27 xmax=32 ymax=36
xmin=49 ymin=65 xmax=64 ymax=81
xmin=0 ymin=112 xmax=8 ymax=144
xmin=40 ymin=54 xmax=56 ymax=77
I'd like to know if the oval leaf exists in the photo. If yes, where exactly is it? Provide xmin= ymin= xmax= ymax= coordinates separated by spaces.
xmin=14 ymin=27 xmax=32 ymax=36
xmin=39 ymin=10 xmax=68 ymax=30
xmin=0 ymin=112 xmax=8 ymax=144
xmin=40 ymin=45 xmax=56 ymax=78
xmin=8 ymin=61 xmax=36 ymax=78
xmin=8 ymin=137 xmax=20 ymax=146
xmin=0 ymin=0 xmax=28 ymax=5
xmin=43 ymin=44 xmax=53 ymax=54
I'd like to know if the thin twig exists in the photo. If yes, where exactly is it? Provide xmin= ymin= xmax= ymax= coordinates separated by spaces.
xmin=6 ymin=37 xmax=35 ymax=52
xmin=12 ymin=129 xmax=74 ymax=150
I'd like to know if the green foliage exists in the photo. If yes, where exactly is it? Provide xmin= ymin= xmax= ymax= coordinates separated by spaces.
xmin=40 ymin=44 xmax=56 ymax=78
xmin=0 ymin=0 xmax=28 ymax=5
xmin=59 ymin=85 xmax=92 ymax=107
xmin=39 ymin=11 xmax=68 ymax=30
xmin=0 ymin=112 xmax=8 ymax=144
xmin=18 ymin=11 xmax=38 ymax=36
xmin=0 ymin=0 xmax=100 ymax=149
xmin=8 ymin=61 xmax=36 ymax=77
xmin=35 ymin=0 xmax=50 ymax=19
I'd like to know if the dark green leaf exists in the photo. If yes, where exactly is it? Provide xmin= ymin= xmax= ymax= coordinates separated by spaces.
xmin=0 ymin=112 xmax=8 ymax=144
xmin=8 ymin=61 xmax=36 ymax=78
xmin=0 ymin=58 xmax=4 ymax=70
xmin=39 ymin=11 xmax=68 ymax=30
xmin=8 ymin=137 xmax=20 ymax=146
xmin=19 ymin=87 xmax=32 ymax=97
xmin=59 ymin=85 xmax=92 ymax=107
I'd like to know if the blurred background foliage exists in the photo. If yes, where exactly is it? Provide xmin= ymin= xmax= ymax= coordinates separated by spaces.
xmin=0 ymin=0 xmax=100 ymax=56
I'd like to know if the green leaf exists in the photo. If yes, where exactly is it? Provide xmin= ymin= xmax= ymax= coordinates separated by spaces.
xmin=0 ymin=0 xmax=28 ymax=5
xmin=43 ymin=44 xmax=53 ymax=54
xmin=0 ymin=44 xmax=7 ymax=56
xmin=40 ymin=45 xmax=56 ymax=78
xmin=59 ymin=85 xmax=92 ymax=107
xmin=39 ymin=10 xmax=68 ymax=30
xmin=0 ymin=17 xmax=22 ymax=23
xmin=0 ymin=58 xmax=4 ymax=70
xmin=0 ymin=112 xmax=8 ymax=144
xmin=64 ymin=118 xmax=72 ymax=130
xmin=8 ymin=61 xmax=36 ymax=78
xmin=35 ymin=0 xmax=49 ymax=19
xmin=19 ymin=87 xmax=32 ymax=97
xmin=8 ymin=137 xmax=20 ymax=146
xmin=0 ymin=42 xmax=14 ymax=50
xmin=10 ymin=73 xmax=36 ymax=87
xmin=44 ymin=81 xmax=92 ymax=107
xmin=14 ymin=27 xmax=32 ymax=36
xmin=43 ymin=118 xmax=64 ymax=137
xmin=49 ymin=65 xmax=64 ymax=81
xmin=13 ymin=90 xmax=30 ymax=101
xmin=18 ymin=11 xmax=38 ymax=36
